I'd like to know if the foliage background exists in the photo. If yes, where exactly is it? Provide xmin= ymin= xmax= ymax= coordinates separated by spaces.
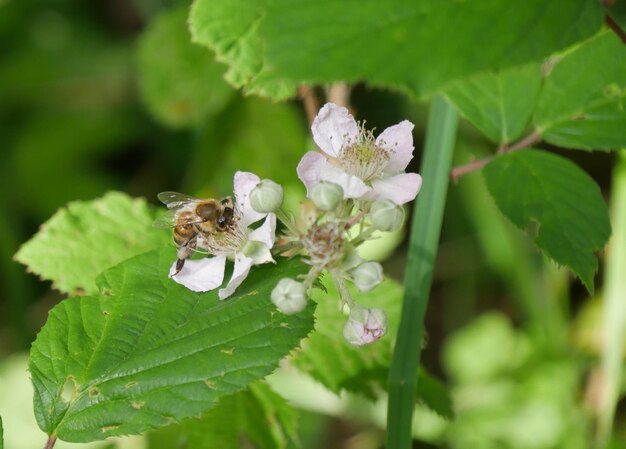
xmin=0 ymin=0 xmax=624 ymax=448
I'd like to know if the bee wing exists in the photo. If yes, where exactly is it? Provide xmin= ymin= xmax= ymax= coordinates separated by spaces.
xmin=157 ymin=191 xmax=198 ymax=209
xmin=152 ymin=209 xmax=204 ymax=229
xmin=152 ymin=209 xmax=178 ymax=229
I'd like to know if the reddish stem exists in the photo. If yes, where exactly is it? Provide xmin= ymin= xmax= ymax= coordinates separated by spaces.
xmin=450 ymin=130 xmax=542 ymax=182
xmin=44 ymin=436 xmax=57 ymax=449
xmin=298 ymin=85 xmax=319 ymax=127
xmin=606 ymin=14 xmax=626 ymax=44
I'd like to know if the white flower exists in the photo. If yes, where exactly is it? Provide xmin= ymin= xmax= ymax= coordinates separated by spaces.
xmin=169 ymin=171 xmax=276 ymax=300
xmin=297 ymin=103 xmax=423 ymax=205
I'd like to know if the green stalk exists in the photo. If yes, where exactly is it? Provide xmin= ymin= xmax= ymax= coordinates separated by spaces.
xmin=386 ymin=96 xmax=458 ymax=448
xmin=597 ymin=150 xmax=626 ymax=447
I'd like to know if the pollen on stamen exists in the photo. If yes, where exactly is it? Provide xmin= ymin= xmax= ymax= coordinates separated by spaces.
xmin=338 ymin=121 xmax=391 ymax=181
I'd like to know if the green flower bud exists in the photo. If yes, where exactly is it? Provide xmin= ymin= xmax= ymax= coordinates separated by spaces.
xmin=250 ymin=179 xmax=284 ymax=213
xmin=311 ymin=181 xmax=344 ymax=211
xmin=343 ymin=305 xmax=387 ymax=347
xmin=370 ymin=199 xmax=405 ymax=232
xmin=350 ymin=261 xmax=383 ymax=292
xmin=271 ymin=278 xmax=307 ymax=314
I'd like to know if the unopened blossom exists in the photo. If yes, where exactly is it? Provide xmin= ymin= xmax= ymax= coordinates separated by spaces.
xmin=170 ymin=171 xmax=276 ymax=300
xmin=350 ymin=261 xmax=383 ymax=292
xmin=370 ymin=199 xmax=405 ymax=232
xmin=271 ymin=278 xmax=307 ymax=314
xmin=297 ymin=103 xmax=422 ymax=205
xmin=250 ymin=178 xmax=284 ymax=213
xmin=343 ymin=306 xmax=387 ymax=347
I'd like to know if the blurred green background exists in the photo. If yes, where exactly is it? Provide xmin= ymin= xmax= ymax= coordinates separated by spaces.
xmin=0 ymin=0 xmax=624 ymax=448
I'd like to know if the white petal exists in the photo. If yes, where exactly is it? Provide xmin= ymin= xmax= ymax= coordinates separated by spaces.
xmin=246 ymin=214 xmax=276 ymax=264
xmin=297 ymin=151 xmax=327 ymax=194
xmin=248 ymin=213 xmax=276 ymax=248
xmin=218 ymin=254 xmax=254 ymax=300
xmin=311 ymin=103 xmax=359 ymax=157
xmin=234 ymin=171 xmax=265 ymax=227
xmin=369 ymin=173 xmax=422 ymax=205
xmin=169 ymin=256 xmax=226 ymax=292
xmin=297 ymin=151 xmax=371 ymax=199
xmin=375 ymin=120 xmax=415 ymax=173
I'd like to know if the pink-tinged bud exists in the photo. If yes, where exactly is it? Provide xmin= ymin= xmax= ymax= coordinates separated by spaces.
xmin=342 ymin=306 xmax=387 ymax=347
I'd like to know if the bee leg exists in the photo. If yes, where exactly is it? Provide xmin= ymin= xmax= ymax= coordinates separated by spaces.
xmin=173 ymin=236 xmax=197 ymax=276
xmin=173 ymin=258 xmax=186 ymax=276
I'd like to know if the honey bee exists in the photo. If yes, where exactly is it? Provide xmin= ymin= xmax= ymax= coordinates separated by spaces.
xmin=154 ymin=192 xmax=235 ymax=275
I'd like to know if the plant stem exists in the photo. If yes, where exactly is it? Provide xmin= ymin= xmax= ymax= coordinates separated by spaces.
xmin=44 ymin=436 xmax=57 ymax=449
xmin=596 ymin=151 xmax=626 ymax=448
xmin=386 ymin=96 xmax=458 ymax=448
xmin=606 ymin=14 xmax=626 ymax=44
xmin=298 ymin=85 xmax=320 ymax=126
xmin=450 ymin=130 xmax=541 ymax=181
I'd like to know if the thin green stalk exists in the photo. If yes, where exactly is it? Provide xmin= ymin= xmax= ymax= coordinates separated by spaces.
xmin=386 ymin=96 xmax=458 ymax=448
xmin=597 ymin=150 xmax=626 ymax=447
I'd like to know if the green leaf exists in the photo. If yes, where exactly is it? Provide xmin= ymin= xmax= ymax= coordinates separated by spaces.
xmin=147 ymin=382 xmax=298 ymax=449
xmin=445 ymin=63 xmax=542 ymax=144
xmin=535 ymin=31 xmax=626 ymax=150
xmin=189 ymin=0 xmax=296 ymax=100
xmin=29 ymin=248 xmax=314 ymax=442
xmin=15 ymin=192 xmax=169 ymax=295
xmin=483 ymin=150 xmax=611 ymax=293
xmin=137 ymin=5 xmax=234 ymax=128
xmin=0 ymin=414 xmax=3 ymax=449
xmin=186 ymin=98 xmax=307 ymax=194
xmin=294 ymin=277 xmax=452 ymax=419
xmin=191 ymin=0 xmax=602 ymax=100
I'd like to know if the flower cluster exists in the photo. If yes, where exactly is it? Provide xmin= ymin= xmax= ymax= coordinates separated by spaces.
xmin=163 ymin=103 xmax=422 ymax=346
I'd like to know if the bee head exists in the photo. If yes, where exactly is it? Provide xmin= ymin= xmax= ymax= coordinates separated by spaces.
xmin=217 ymin=207 xmax=234 ymax=230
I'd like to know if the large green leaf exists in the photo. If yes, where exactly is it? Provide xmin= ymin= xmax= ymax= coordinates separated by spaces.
xmin=190 ymin=0 xmax=602 ymax=99
xmin=445 ymin=63 xmax=542 ymax=144
xmin=483 ymin=150 xmax=611 ymax=293
xmin=147 ymin=382 xmax=298 ymax=449
xmin=29 ymin=248 xmax=314 ymax=442
xmin=294 ymin=277 xmax=452 ymax=418
xmin=137 ymin=5 xmax=233 ymax=128
xmin=15 ymin=192 xmax=169 ymax=295
xmin=535 ymin=31 xmax=626 ymax=150
xmin=189 ymin=0 xmax=296 ymax=99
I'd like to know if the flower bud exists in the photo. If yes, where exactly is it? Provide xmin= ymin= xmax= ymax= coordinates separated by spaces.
xmin=271 ymin=278 xmax=307 ymax=314
xmin=250 ymin=179 xmax=284 ymax=213
xmin=343 ymin=306 xmax=387 ymax=347
xmin=310 ymin=181 xmax=344 ymax=211
xmin=350 ymin=261 xmax=383 ymax=292
xmin=370 ymin=199 xmax=405 ymax=232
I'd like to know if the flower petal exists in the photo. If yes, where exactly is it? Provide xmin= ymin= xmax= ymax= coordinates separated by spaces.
xmin=245 ymin=213 xmax=276 ymax=264
xmin=297 ymin=151 xmax=371 ymax=199
xmin=169 ymin=255 xmax=226 ymax=292
xmin=248 ymin=213 xmax=276 ymax=248
xmin=218 ymin=254 xmax=254 ymax=300
xmin=369 ymin=173 xmax=422 ymax=205
xmin=311 ymin=103 xmax=359 ymax=157
xmin=375 ymin=120 xmax=415 ymax=173
xmin=234 ymin=171 xmax=265 ymax=227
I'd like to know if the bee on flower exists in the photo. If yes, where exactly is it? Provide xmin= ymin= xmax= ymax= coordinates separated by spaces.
xmin=159 ymin=103 xmax=422 ymax=346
